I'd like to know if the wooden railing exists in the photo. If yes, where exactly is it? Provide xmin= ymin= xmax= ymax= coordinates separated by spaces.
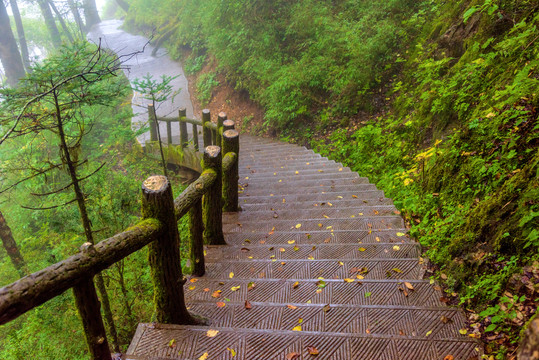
xmin=0 ymin=111 xmax=239 ymax=360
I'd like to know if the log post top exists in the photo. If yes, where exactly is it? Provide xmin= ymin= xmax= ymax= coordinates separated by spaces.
xmin=223 ymin=130 xmax=239 ymax=139
xmin=205 ymin=146 xmax=221 ymax=158
xmin=143 ymin=176 xmax=168 ymax=192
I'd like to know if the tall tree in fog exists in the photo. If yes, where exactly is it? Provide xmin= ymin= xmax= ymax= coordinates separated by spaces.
xmin=83 ymin=0 xmax=101 ymax=29
xmin=9 ymin=0 xmax=31 ymax=71
xmin=0 ymin=0 xmax=25 ymax=86
xmin=49 ymin=1 xmax=75 ymax=43
xmin=36 ymin=0 xmax=62 ymax=47
xmin=115 ymin=0 xmax=130 ymax=12
xmin=67 ymin=0 xmax=85 ymax=36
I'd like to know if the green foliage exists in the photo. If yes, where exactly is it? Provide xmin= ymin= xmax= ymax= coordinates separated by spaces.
xmin=124 ymin=0 xmax=422 ymax=129
xmin=195 ymin=72 xmax=219 ymax=105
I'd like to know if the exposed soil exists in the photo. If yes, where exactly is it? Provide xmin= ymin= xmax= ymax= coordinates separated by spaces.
xmin=184 ymin=58 xmax=267 ymax=136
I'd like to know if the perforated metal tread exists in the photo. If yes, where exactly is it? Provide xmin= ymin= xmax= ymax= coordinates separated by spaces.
xmin=127 ymin=134 xmax=482 ymax=359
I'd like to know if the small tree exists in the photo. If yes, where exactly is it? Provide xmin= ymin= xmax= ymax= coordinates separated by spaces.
xmin=0 ymin=41 xmax=136 ymax=355
xmin=132 ymin=73 xmax=179 ymax=177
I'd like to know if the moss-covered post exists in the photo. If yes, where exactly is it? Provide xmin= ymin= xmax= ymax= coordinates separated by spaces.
xmin=179 ymin=108 xmax=188 ymax=149
xmin=217 ymin=112 xmax=226 ymax=148
xmin=189 ymin=199 xmax=205 ymax=276
xmin=202 ymin=146 xmax=226 ymax=245
xmin=166 ymin=120 xmax=172 ymax=145
xmin=148 ymin=104 xmax=157 ymax=141
xmin=202 ymin=109 xmax=212 ymax=148
xmin=141 ymin=176 xmax=197 ymax=324
xmin=223 ymin=119 xmax=235 ymax=132
xmin=222 ymin=130 xmax=239 ymax=212
xmin=192 ymin=123 xmax=199 ymax=151
xmin=72 ymin=244 xmax=111 ymax=360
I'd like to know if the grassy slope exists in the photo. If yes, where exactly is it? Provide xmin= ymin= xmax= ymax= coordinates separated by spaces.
xmin=123 ymin=0 xmax=538 ymax=357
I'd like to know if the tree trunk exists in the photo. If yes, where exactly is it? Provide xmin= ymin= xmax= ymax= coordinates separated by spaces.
xmin=67 ymin=0 xmax=85 ymax=36
xmin=83 ymin=0 xmax=101 ymax=29
xmin=0 ymin=0 xmax=25 ymax=86
xmin=0 ymin=210 xmax=28 ymax=277
xmin=36 ymin=0 xmax=62 ymax=48
xmin=53 ymin=90 xmax=120 ymax=353
xmin=8 ymin=0 xmax=31 ymax=72
xmin=115 ymin=0 xmax=129 ymax=12
xmin=49 ymin=1 xmax=74 ymax=43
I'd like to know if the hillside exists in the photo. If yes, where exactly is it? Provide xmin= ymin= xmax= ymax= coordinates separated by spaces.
xmin=120 ymin=0 xmax=539 ymax=357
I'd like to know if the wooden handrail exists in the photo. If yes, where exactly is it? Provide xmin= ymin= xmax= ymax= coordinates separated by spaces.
xmin=0 ymin=219 xmax=162 ymax=325
xmin=0 ymin=107 xmax=240 ymax=360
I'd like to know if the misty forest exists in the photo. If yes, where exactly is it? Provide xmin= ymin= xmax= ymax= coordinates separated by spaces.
xmin=0 ymin=0 xmax=537 ymax=359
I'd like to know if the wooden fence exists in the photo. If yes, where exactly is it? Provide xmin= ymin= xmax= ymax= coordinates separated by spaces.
xmin=0 ymin=110 xmax=239 ymax=360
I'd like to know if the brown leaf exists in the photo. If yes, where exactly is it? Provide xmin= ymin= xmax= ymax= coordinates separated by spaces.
xmin=245 ymin=300 xmax=252 ymax=310
xmin=287 ymin=304 xmax=298 ymax=310
xmin=307 ymin=346 xmax=319 ymax=355
xmin=241 ymin=248 xmax=250 ymax=252
xmin=287 ymin=352 xmax=300 ymax=360
xmin=440 ymin=316 xmax=452 ymax=324
xmin=212 ymin=290 xmax=222 ymax=298
xmin=216 ymin=301 xmax=226 ymax=308
xmin=443 ymin=356 xmax=454 ymax=360
xmin=323 ymin=304 xmax=331 ymax=313
xmin=404 ymin=282 xmax=414 ymax=291
xmin=293 ymin=281 xmax=299 ymax=289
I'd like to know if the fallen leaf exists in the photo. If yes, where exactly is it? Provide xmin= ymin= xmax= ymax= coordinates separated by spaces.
xmin=288 ymin=240 xmax=296 ymax=244
xmin=298 ymin=318 xmax=303 ymax=324
xmin=375 ymin=237 xmax=381 ymax=242
xmin=231 ymin=286 xmax=241 ymax=291
xmin=190 ymin=278 xmax=198 ymax=283
xmin=393 ymin=245 xmax=401 ymax=251
xmin=280 ymin=248 xmax=286 ymax=252
xmin=206 ymin=329 xmax=219 ymax=337
xmin=404 ymin=282 xmax=414 ymax=291
xmin=188 ymin=285 xmax=196 ymax=290
xmin=287 ymin=352 xmax=300 ymax=360
xmin=392 ymin=268 xmax=403 ymax=273
xmin=216 ymin=302 xmax=226 ymax=308
xmin=168 ymin=339 xmax=176 ymax=348
xmin=227 ymin=348 xmax=237 ymax=357
xmin=287 ymin=304 xmax=298 ymax=309
xmin=199 ymin=352 xmax=209 ymax=360
xmin=352 ymin=195 xmax=358 ymax=198
xmin=229 ymin=272 xmax=234 ymax=279
xmin=365 ymin=292 xmax=372 ymax=298
xmin=459 ymin=329 xmax=467 ymax=335
xmin=324 ymin=238 xmax=331 ymax=243
xmin=308 ymin=255 xmax=315 ymax=260
xmin=204 ymin=288 xmax=210 ymax=292
xmin=247 ymin=282 xmax=256 ymax=291
xmin=295 ymin=223 xmax=302 ymax=229
xmin=323 ymin=304 xmax=331 ymax=313
xmin=245 ymin=300 xmax=252 ymax=310
xmin=443 ymin=356 xmax=454 ymax=360
xmin=426 ymin=330 xmax=433 ymax=337
xmin=338 ymin=261 xmax=344 ymax=266
xmin=344 ymin=278 xmax=355 ymax=283
xmin=440 ymin=316 xmax=452 ymax=324
xmin=293 ymin=245 xmax=299 ymax=251
xmin=316 ymin=280 xmax=327 ymax=288
xmin=292 ymin=325 xmax=302 ymax=331
xmin=307 ymin=346 xmax=319 ymax=355
xmin=358 ymin=247 xmax=366 ymax=252
xmin=396 ymin=232 xmax=405 ymax=237
xmin=356 ymin=275 xmax=364 ymax=280
xmin=293 ymin=281 xmax=299 ymax=289
xmin=212 ymin=290 xmax=222 ymax=298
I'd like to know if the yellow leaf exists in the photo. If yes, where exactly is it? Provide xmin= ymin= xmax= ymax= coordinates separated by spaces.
xmin=356 ymin=275 xmax=364 ymax=280
xmin=337 ymin=196 xmax=343 ymax=199
xmin=293 ymin=281 xmax=299 ymax=289
xmin=393 ymin=245 xmax=401 ymax=251
xmin=338 ymin=261 xmax=344 ymax=266
xmin=352 ymin=195 xmax=358 ymax=198
xmin=404 ymin=282 xmax=414 ymax=290
xmin=280 ymin=248 xmax=286 ymax=252
xmin=339 ymin=168 xmax=343 ymax=171
xmin=359 ymin=247 xmax=366 ymax=252
xmin=188 ymin=286 xmax=196 ymax=290
xmin=199 ymin=353 xmax=209 ymax=360
xmin=190 ymin=278 xmax=198 ymax=283
xmin=426 ymin=330 xmax=432 ymax=337
xmin=293 ymin=246 xmax=299 ymax=251
xmin=295 ymin=223 xmax=302 ymax=229
xmin=343 ymin=278 xmax=354 ymax=283
xmin=231 ymin=286 xmax=241 ymax=292
xmin=326 ymin=226 xmax=333 ymax=229
xmin=375 ymin=237 xmax=381 ymax=242
xmin=229 ymin=272 xmax=234 ymax=279
xmin=307 ymin=255 xmax=314 ymax=260
xmin=206 ymin=329 xmax=219 ymax=337
xmin=292 ymin=325 xmax=302 ymax=331
xmin=298 ymin=318 xmax=303 ymax=324
xmin=459 ymin=329 xmax=468 ymax=335
xmin=288 ymin=240 xmax=296 ymax=244
xmin=396 ymin=232 xmax=405 ymax=237
xmin=287 ymin=304 xmax=298 ymax=309
xmin=323 ymin=215 xmax=329 ymax=219
xmin=227 ymin=348 xmax=236 ymax=357
xmin=245 ymin=177 xmax=249 ymax=180
xmin=279 ymin=179 xmax=282 ymax=182
xmin=327 ymin=202 xmax=333 ymax=206
xmin=295 ymin=171 xmax=299 ymax=174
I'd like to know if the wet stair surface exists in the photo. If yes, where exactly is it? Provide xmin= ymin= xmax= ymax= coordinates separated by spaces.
xmin=126 ymin=135 xmax=481 ymax=359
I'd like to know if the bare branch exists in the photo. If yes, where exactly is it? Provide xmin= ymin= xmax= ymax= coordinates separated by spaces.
xmin=21 ymin=198 xmax=77 ymax=211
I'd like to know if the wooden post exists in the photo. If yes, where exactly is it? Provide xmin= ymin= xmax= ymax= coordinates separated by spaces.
xmin=141 ymin=176 xmax=197 ymax=324
xmin=202 ymin=146 xmax=226 ymax=245
xmin=179 ymin=108 xmax=188 ymax=149
xmin=217 ymin=112 xmax=226 ymax=148
xmin=148 ymin=104 xmax=157 ymax=142
xmin=166 ymin=120 xmax=172 ymax=145
xmin=222 ymin=130 xmax=239 ymax=212
xmin=189 ymin=199 xmax=204 ymax=276
xmin=223 ymin=119 xmax=235 ymax=132
xmin=192 ymin=124 xmax=199 ymax=151
xmin=72 ymin=243 xmax=111 ymax=360
xmin=202 ymin=109 xmax=212 ymax=147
